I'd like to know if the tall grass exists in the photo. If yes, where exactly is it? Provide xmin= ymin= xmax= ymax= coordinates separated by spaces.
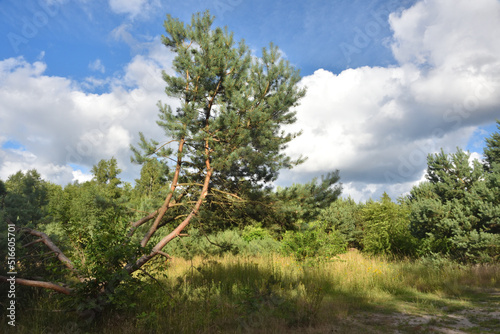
xmin=3 ymin=250 xmax=499 ymax=333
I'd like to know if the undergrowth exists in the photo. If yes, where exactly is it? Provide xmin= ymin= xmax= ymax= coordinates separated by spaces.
xmin=2 ymin=251 xmax=499 ymax=333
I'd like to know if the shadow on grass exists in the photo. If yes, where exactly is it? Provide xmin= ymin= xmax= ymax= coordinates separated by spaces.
xmin=1 ymin=257 xmax=499 ymax=334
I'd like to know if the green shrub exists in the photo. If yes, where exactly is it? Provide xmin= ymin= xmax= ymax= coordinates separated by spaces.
xmin=318 ymin=197 xmax=364 ymax=248
xmin=164 ymin=228 xmax=280 ymax=259
xmin=361 ymin=193 xmax=418 ymax=256
xmin=242 ymin=223 xmax=272 ymax=242
xmin=280 ymin=223 xmax=346 ymax=261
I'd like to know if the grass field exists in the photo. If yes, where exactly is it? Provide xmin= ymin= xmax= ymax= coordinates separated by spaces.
xmin=4 ymin=250 xmax=500 ymax=333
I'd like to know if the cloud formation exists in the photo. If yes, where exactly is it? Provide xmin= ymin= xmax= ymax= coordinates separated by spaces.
xmin=89 ymin=59 xmax=105 ymax=73
xmin=1 ymin=0 xmax=499 ymax=203
xmin=108 ymin=0 xmax=159 ymax=18
xmin=281 ymin=0 xmax=500 ymax=201
xmin=0 ymin=39 xmax=175 ymax=184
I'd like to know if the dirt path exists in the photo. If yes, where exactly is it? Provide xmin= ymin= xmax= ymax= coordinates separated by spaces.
xmin=286 ymin=290 xmax=500 ymax=334
xmin=352 ymin=290 xmax=500 ymax=333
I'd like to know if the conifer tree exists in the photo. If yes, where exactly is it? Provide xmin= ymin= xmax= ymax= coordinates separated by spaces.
xmin=133 ymin=159 xmax=169 ymax=199
xmin=0 ymin=11 xmax=307 ymax=301
xmin=272 ymin=172 xmax=342 ymax=229
xmin=318 ymin=196 xmax=363 ymax=248
xmin=484 ymin=119 xmax=500 ymax=170
xmin=409 ymin=148 xmax=499 ymax=262
xmin=128 ymin=10 xmax=306 ymax=269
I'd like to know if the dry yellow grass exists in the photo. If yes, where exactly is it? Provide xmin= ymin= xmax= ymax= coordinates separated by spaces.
xmin=4 ymin=250 xmax=499 ymax=333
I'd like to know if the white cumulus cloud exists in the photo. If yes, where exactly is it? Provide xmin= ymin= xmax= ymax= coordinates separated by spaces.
xmin=108 ymin=0 xmax=159 ymax=18
xmin=1 ymin=0 xmax=500 ymax=203
xmin=0 ymin=40 xmax=176 ymax=186
xmin=279 ymin=0 xmax=500 ymax=201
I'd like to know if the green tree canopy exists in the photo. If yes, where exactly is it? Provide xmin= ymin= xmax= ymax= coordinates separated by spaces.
xmin=318 ymin=196 xmax=363 ymax=248
xmin=130 ymin=10 xmax=307 ymax=260
xmin=91 ymin=157 xmax=122 ymax=199
xmin=484 ymin=119 xmax=500 ymax=170
xmin=272 ymin=171 xmax=342 ymax=229
xmin=2 ymin=169 xmax=49 ymax=227
xmin=361 ymin=192 xmax=416 ymax=256
xmin=408 ymin=148 xmax=499 ymax=262
xmin=134 ymin=159 xmax=169 ymax=199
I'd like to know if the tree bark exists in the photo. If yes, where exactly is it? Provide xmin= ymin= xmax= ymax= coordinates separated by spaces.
xmin=126 ymin=166 xmax=213 ymax=274
xmin=140 ymin=138 xmax=185 ymax=247
xmin=16 ymin=226 xmax=84 ymax=282
xmin=128 ymin=208 xmax=159 ymax=237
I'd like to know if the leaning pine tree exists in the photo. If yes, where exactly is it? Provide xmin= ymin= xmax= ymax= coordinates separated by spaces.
xmin=128 ymin=10 xmax=306 ymax=269
xmin=0 ymin=11 xmax=306 ymax=299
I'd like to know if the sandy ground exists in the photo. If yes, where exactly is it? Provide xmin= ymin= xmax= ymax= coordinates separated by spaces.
xmin=351 ymin=290 xmax=500 ymax=334
xmin=286 ymin=290 xmax=500 ymax=334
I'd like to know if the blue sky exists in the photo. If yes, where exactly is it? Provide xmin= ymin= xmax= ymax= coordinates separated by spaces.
xmin=1 ymin=0 xmax=500 ymax=202
xmin=0 ymin=0 xmax=413 ymax=78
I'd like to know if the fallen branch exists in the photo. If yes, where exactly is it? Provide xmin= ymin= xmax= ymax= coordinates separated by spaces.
xmin=0 ymin=276 xmax=72 ymax=295
xmin=22 ymin=238 xmax=44 ymax=248
xmin=18 ymin=228 xmax=77 ymax=273
xmin=8 ymin=221 xmax=84 ymax=283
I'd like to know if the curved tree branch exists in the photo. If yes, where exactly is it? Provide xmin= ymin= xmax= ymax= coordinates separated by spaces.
xmin=126 ymin=166 xmax=213 ymax=274
xmin=0 ymin=276 xmax=72 ymax=295
xmin=14 ymin=226 xmax=84 ymax=282
xmin=140 ymin=138 xmax=185 ymax=247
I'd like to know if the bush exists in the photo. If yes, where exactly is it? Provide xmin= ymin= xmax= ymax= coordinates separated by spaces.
xmin=242 ymin=223 xmax=272 ymax=242
xmin=163 ymin=228 xmax=280 ymax=259
xmin=361 ymin=193 xmax=418 ymax=257
xmin=280 ymin=223 xmax=346 ymax=261
xmin=318 ymin=197 xmax=364 ymax=248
